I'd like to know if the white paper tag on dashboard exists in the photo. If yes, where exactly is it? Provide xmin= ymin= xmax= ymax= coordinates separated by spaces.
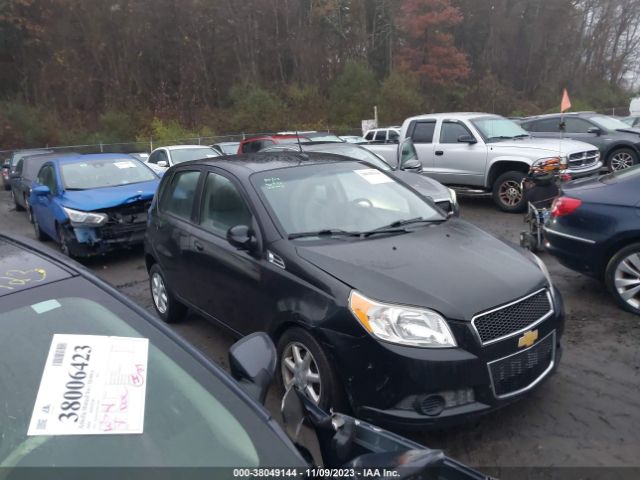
xmin=354 ymin=168 xmax=393 ymax=184
xmin=28 ymin=334 xmax=149 ymax=436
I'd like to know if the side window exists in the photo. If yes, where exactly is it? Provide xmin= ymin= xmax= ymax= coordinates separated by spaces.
xmin=388 ymin=130 xmax=399 ymax=142
xmin=200 ymin=173 xmax=252 ymax=235
xmin=374 ymin=131 xmax=386 ymax=142
xmin=37 ymin=165 xmax=57 ymax=194
xmin=564 ymin=118 xmax=592 ymax=134
xmin=160 ymin=170 xmax=200 ymax=220
xmin=439 ymin=122 xmax=472 ymax=143
xmin=242 ymin=140 xmax=272 ymax=153
xmin=148 ymin=151 xmax=159 ymax=164
xmin=410 ymin=121 xmax=436 ymax=143
xmin=158 ymin=150 xmax=169 ymax=165
xmin=364 ymin=131 xmax=374 ymax=141
xmin=15 ymin=159 xmax=24 ymax=175
xmin=533 ymin=118 xmax=561 ymax=132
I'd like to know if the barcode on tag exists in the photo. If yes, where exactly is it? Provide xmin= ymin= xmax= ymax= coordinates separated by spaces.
xmin=37 ymin=419 xmax=47 ymax=430
xmin=52 ymin=343 xmax=67 ymax=366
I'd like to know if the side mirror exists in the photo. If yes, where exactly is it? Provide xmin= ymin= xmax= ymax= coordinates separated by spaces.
xmin=32 ymin=185 xmax=51 ymax=196
xmin=400 ymin=159 xmax=423 ymax=173
xmin=227 ymin=224 xmax=258 ymax=252
xmin=457 ymin=135 xmax=477 ymax=144
xmin=229 ymin=332 xmax=276 ymax=404
xmin=157 ymin=160 xmax=168 ymax=168
xmin=587 ymin=127 xmax=602 ymax=135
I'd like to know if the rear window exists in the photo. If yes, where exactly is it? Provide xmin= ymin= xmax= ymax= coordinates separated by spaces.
xmin=160 ymin=170 xmax=200 ymax=219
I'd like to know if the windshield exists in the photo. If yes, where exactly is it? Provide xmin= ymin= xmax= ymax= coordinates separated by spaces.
xmin=587 ymin=115 xmax=633 ymax=131
xmin=60 ymin=159 xmax=157 ymax=189
xmin=252 ymin=162 xmax=443 ymax=237
xmin=302 ymin=134 xmax=343 ymax=142
xmin=471 ymin=116 xmax=530 ymax=142
xmin=308 ymin=146 xmax=391 ymax=170
xmin=0 ymin=277 xmax=300 ymax=467
xmin=171 ymin=148 xmax=219 ymax=164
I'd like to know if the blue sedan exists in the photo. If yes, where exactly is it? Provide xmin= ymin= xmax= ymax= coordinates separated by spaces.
xmin=544 ymin=165 xmax=640 ymax=314
xmin=29 ymin=153 xmax=160 ymax=257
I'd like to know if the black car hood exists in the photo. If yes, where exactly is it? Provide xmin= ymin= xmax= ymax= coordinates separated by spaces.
xmin=296 ymin=219 xmax=546 ymax=321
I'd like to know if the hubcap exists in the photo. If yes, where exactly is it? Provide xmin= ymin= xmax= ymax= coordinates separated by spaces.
xmin=614 ymin=252 xmax=640 ymax=310
xmin=58 ymin=227 xmax=69 ymax=255
xmin=610 ymin=152 xmax=634 ymax=171
xmin=499 ymin=180 xmax=523 ymax=207
xmin=281 ymin=342 xmax=322 ymax=404
xmin=151 ymin=272 xmax=168 ymax=314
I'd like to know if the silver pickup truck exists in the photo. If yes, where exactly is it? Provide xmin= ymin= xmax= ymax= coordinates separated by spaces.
xmin=369 ymin=112 xmax=603 ymax=212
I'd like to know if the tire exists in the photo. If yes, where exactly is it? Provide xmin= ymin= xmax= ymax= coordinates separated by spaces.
xmin=12 ymin=190 xmax=24 ymax=211
xmin=492 ymin=171 xmax=527 ymax=213
xmin=276 ymin=327 xmax=346 ymax=412
xmin=606 ymin=148 xmax=638 ymax=172
xmin=149 ymin=263 xmax=187 ymax=323
xmin=56 ymin=223 xmax=74 ymax=257
xmin=605 ymin=243 xmax=640 ymax=316
xmin=25 ymin=196 xmax=33 ymax=223
xmin=32 ymin=211 xmax=46 ymax=240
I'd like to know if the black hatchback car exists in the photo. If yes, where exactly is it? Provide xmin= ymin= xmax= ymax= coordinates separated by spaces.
xmin=145 ymin=153 xmax=565 ymax=427
xmin=521 ymin=112 xmax=640 ymax=172
xmin=544 ymin=165 xmax=640 ymax=315
xmin=0 ymin=234 xmax=486 ymax=478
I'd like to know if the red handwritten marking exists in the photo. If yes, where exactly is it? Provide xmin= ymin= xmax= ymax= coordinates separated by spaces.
xmin=119 ymin=389 xmax=129 ymax=411
xmin=130 ymin=364 xmax=146 ymax=386
xmin=101 ymin=403 xmax=115 ymax=413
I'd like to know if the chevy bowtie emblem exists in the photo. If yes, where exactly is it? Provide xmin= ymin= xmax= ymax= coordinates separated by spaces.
xmin=518 ymin=329 xmax=539 ymax=348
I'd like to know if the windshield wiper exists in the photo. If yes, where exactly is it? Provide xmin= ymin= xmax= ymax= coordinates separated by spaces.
xmin=512 ymin=134 xmax=530 ymax=139
xmin=288 ymin=229 xmax=361 ymax=240
xmin=360 ymin=217 xmax=438 ymax=238
xmin=486 ymin=135 xmax=513 ymax=141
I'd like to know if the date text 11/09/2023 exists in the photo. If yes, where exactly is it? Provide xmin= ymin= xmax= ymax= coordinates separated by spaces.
xmin=232 ymin=468 xmax=402 ymax=478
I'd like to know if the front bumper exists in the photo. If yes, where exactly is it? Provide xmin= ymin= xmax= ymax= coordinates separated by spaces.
xmin=320 ymin=287 xmax=565 ymax=428
xmin=64 ymin=222 xmax=146 ymax=256
xmin=566 ymin=160 xmax=603 ymax=179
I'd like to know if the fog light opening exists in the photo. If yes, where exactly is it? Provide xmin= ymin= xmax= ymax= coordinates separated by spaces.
xmin=414 ymin=388 xmax=475 ymax=416
xmin=415 ymin=395 xmax=445 ymax=416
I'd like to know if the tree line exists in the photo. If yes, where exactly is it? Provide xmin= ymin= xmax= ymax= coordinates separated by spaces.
xmin=0 ymin=0 xmax=638 ymax=149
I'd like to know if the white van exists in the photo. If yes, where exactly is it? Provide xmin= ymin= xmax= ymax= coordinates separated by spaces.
xmin=630 ymin=97 xmax=640 ymax=115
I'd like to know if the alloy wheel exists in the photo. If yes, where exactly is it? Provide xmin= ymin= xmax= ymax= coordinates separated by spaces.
xmin=57 ymin=225 xmax=70 ymax=256
xmin=614 ymin=252 xmax=640 ymax=310
xmin=498 ymin=180 xmax=523 ymax=207
xmin=151 ymin=272 xmax=168 ymax=314
xmin=26 ymin=198 xmax=32 ymax=222
xmin=610 ymin=152 xmax=635 ymax=171
xmin=281 ymin=342 xmax=322 ymax=404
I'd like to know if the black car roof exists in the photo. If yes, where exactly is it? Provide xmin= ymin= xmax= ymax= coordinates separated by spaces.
xmin=185 ymin=151 xmax=350 ymax=174
xmin=0 ymin=236 xmax=74 ymax=297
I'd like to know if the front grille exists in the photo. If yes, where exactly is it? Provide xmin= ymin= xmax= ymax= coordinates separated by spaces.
xmin=472 ymin=289 xmax=552 ymax=344
xmin=99 ymin=199 xmax=151 ymax=240
xmin=568 ymin=150 xmax=599 ymax=169
xmin=100 ymin=222 xmax=146 ymax=240
xmin=435 ymin=200 xmax=451 ymax=213
xmin=488 ymin=331 xmax=555 ymax=397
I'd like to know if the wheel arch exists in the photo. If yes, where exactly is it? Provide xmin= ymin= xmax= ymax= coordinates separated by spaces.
xmin=600 ymin=231 xmax=640 ymax=275
xmin=487 ymin=160 xmax=530 ymax=189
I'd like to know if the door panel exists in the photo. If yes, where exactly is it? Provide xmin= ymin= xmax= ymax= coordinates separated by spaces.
xmin=407 ymin=120 xmax=437 ymax=172
xmin=431 ymin=121 xmax=488 ymax=186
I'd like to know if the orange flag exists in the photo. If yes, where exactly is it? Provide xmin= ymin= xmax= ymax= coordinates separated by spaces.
xmin=560 ymin=89 xmax=571 ymax=113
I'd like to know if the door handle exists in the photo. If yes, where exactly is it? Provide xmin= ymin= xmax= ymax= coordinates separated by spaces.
xmin=194 ymin=240 xmax=204 ymax=252
xmin=435 ymin=151 xmax=444 ymax=156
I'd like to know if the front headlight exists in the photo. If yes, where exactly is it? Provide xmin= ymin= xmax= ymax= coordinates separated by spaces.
xmin=62 ymin=207 xmax=108 ymax=226
xmin=349 ymin=291 xmax=457 ymax=348
xmin=448 ymin=188 xmax=459 ymax=214
xmin=533 ymin=156 xmax=567 ymax=172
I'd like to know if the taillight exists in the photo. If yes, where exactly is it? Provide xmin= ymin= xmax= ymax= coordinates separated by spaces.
xmin=561 ymin=174 xmax=572 ymax=182
xmin=551 ymin=197 xmax=582 ymax=217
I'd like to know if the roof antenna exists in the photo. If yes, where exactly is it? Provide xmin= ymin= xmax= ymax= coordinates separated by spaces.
xmin=296 ymin=130 xmax=302 ymax=152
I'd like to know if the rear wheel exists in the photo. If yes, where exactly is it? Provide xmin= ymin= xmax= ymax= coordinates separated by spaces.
xmin=605 ymin=243 xmax=640 ymax=316
xmin=277 ymin=327 xmax=346 ymax=412
xmin=11 ymin=190 xmax=24 ymax=211
xmin=492 ymin=171 xmax=526 ymax=213
xmin=149 ymin=263 xmax=187 ymax=323
xmin=56 ymin=223 xmax=73 ymax=257
xmin=607 ymin=148 xmax=637 ymax=172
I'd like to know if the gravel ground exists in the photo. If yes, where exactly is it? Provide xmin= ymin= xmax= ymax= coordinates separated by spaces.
xmin=1 ymin=188 xmax=638 ymax=471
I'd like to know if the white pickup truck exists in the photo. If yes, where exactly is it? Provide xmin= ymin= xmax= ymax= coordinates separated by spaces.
xmin=369 ymin=112 xmax=602 ymax=212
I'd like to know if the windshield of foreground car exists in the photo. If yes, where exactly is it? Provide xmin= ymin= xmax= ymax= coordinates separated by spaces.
xmin=0 ymin=278 xmax=301 ymax=467
xmin=471 ymin=116 xmax=530 ymax=142
xmin=252 ymin=162 xmax=443 ymax=238
xmin=171 ymin=147 xmax=219 ymax=164
xmin=587 ymin=114 xmax=633 ymax=131
xmin=60 ymin=159 xmax=157 ymax=190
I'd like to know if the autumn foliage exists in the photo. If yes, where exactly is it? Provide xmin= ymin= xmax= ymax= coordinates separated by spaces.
xmin=396 ymin=0 xmax=469 ymax=85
